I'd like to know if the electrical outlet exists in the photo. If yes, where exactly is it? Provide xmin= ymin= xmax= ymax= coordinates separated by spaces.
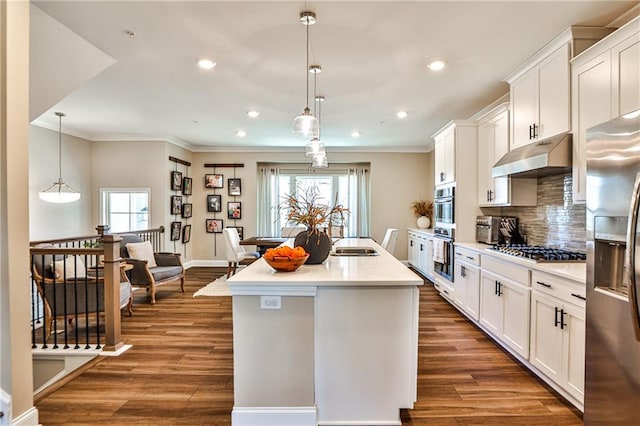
xmin=260 ymin=295 xmax=281 ymax=310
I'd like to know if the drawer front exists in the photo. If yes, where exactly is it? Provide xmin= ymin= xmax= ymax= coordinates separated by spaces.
xmin=531 ymin=270 xmax=586 ymax=308
xmin=482 ymin=255 xmax=530 ymax=286
xmin=454 ymin=247 xmax=480 ymax=266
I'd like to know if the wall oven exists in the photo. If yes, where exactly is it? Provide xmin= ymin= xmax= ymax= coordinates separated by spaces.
xmin=434 ymin=186 xmax=455 ymax=226
xmin=433 ymin=227 xmax=454 ymax=281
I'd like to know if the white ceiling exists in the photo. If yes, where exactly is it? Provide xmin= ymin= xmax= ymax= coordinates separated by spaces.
xmin=31 ymin=1 xmax=638 ymax=152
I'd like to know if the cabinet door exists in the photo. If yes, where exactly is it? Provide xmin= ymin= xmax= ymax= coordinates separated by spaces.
xmin=511 ymin=71 xmax=538 ymax=149
xmin=408 ymin=233 xmax=418 ymax=267
xmin=425 ymin=236 xmax=434 ymax=279
xmin=434 ymin=135 xmax=446 ymax=185
xmin=477 ymin=121 xmax=494 ymax=205
xmin=454 ymin=262 xmax=467 ymax=308
xmin=563 ymin=303 xmax=585 ymax=402
xmin=538 ymin=44 xmax=570 ymax=140
xmin=530 ymin=291 xmax=564 ymax=382
xmin=612 ymin=32 xmax=640 ymax=116
xmin=480 ymin=271 xmax=503 ymax=336
xmin=501 ymin=279 xmax=531 ymax=358
xmin=443 ymin=130 xmax=456 ymax=184
xmin=492 ymin=111 xmax=510 ymax=205
xmin=571 ymin=52 xmax=612 ymax=203
xmin=463 ymin=264 xmax=480 ymax=321
xmin=417 ymin=235 xmax=428 ymax=274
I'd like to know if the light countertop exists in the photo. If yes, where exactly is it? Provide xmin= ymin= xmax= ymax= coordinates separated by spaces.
xmin=227 ymin=238 xmax=423 ymax=290
xmin=455 ymin=241 xmax=586 ymax=284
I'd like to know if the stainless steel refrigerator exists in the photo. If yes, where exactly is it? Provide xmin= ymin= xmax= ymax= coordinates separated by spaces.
xmin=585 ymin=113 xmax=640 ymax=424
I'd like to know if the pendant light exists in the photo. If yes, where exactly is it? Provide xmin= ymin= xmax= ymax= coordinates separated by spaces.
xmin=38 ymin=112 xmax=81 ymax=203
xmin=292 ymin=11 xmax=319 ymax=137
xmin=306 ymin=65 xmax=325 ymax=157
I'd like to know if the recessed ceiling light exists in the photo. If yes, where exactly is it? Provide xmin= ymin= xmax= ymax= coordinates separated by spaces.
xmin=396 ymin=111 xmax=408 ymax=119
xmin=351 ymin=131 xmax=361 ymax=138
xmin=235 ymin=130 xmax=247 ymax=137
xmin=309 ymin=65 xmax=322 ymax=74
xmin=247 ymin=110 xmax=260 ymax=118
xmin=427 ymin=60 xmax=446 ymax=71
xmin=198 ymin=58 xmax=216 ymax=70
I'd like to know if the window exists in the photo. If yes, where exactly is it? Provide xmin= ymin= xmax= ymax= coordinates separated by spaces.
xmin=100 ymin=189 xmax=150 ymax=232
xmin=257 ymin=164 xmax=370 ymax=238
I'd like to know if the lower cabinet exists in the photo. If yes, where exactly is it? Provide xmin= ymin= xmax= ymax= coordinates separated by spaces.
xmin=407 ymin=229 xmax=434 ymax=281
xmin=479 ymin=270 xmax=531 ymax=359
xmin=454 ymin=249 xmax=480 ymax=321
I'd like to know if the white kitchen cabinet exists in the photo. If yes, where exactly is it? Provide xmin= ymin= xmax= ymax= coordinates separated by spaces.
xmin=479 ymin=257 xmax=531 ymax=358
xmin=530 ymin=270 xmax=586 ymax=403
xmin=408 ymin=231 xmax=418 ymax=268
xmin=425 ymin=234 xmax=434 ymax=280
xmin=571 ymin=17 xmax=640 ymax=203
xmin=509 ymin=43 xmax=570 ymax=149
xmin=434 ymin=126 xmax=456 ymax=185
xmin=454 ymin=248 xmax=480 ymax=321
xmin=407 ymin=229 xmax=434 ymax=281
xmin=477 ymin=104 xmax=537 ymax=207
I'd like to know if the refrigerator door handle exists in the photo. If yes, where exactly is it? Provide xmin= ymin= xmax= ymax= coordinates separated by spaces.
xmin=625 ymin=172 xmax=640 ymax=340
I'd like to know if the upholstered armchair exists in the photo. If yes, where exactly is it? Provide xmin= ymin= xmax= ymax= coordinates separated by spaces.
xmin=31 ymin=244 xmax=133 ymax=339
xmin=119 ymin=234 xmax=185 ymax=304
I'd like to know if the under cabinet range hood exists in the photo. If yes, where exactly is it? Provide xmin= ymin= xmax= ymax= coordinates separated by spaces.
xmin=492 ymin=133 xmax=572 ymax=178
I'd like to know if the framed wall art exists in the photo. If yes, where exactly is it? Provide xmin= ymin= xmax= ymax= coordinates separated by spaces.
xmin=228 ymin=178 xmax=241 ymax=196
xmin=182 ymin=224 xmax=192 ymax=243
xmin=171 ymin=195 xmax=182 ymax=215
xmin=170 ymin=221 xmax=182 ymax=241
xmin=206 ymin=218 xmax=223 ymax=233
xmin=205 ymin=174 xmax=224 ymax=189
xmin=171 ymin=171 xmax=183 ymax=191
xmin=227 ymin=226 xmax=244 ymax=240
xmin=182 ymin=177 xmax=192 ymax=195
xmin=227 ymin=201 xmax=241 ymax=220
xmin=182 ymin=203 xmax=192 ymax=218
xmin=207 ymin=194 xmax=222 ymax=212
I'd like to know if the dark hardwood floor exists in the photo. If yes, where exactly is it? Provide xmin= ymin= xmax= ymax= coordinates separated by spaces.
xmin=35 ymin=267 xmax=583 ymax=425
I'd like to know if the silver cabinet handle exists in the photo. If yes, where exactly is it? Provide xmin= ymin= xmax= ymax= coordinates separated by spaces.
xmin=626 ymin=172 xmax=640 ymax=340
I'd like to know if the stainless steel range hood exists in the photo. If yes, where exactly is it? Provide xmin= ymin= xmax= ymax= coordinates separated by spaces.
xmin=492 ymin=133 xmax=572 ymax=178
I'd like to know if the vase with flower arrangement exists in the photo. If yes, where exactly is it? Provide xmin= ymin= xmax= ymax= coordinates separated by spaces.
xmin=411 ymin=200 xmax=433 ymax=229
xmin=280 ymin=187 xmax=349 ymax=264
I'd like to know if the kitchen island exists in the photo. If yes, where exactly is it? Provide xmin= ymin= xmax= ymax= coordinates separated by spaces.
xmin=227 ymin=238 xmax=423 ymax=426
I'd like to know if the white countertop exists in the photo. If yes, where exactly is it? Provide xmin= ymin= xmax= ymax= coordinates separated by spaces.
xmin=455 ymin=241 xmax=586 ymax=284
xmin=227 ymin=238 xmax=423 ymax=291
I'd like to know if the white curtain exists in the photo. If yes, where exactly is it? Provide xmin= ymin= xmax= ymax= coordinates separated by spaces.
xmin=257 ymin=167 xmax=280 ymax=237
xmin=347 ymin=167 xmax=371 ymax=237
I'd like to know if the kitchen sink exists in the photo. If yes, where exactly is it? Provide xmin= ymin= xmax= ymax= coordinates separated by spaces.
xmin=331 ymin=246 xmax=379 ymax=256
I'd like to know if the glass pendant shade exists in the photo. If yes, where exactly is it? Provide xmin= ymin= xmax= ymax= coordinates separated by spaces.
xmin=312 ymin=152 xmax=328 ymax=168
xmin=293 ymin=107 xmax=318 ymax=137
xmin=39 ymin=179 xmax=82 ymax=203
xmin=39 ymin=112 xmax=81 ymax=203
xmin=305 ymin=138 xmax=325 ymax=157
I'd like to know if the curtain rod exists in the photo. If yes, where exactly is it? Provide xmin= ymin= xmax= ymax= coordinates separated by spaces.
xmin=169 ymin=156 xmax=191 ymax=167
xmin=204 ymin=163 xmax=244 ymax=168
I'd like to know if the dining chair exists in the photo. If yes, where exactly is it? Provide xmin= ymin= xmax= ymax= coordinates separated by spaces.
xmin=380 ymin=228 xmax=399 ymax=255
xmin=223 ymin=228 xmax=260 ymax=278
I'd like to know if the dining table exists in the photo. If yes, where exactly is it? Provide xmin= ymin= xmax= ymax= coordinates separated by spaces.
xmin=239 ymin=236 xmax=288 ymax=255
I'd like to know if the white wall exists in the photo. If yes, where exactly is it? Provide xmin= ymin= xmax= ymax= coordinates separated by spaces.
xmin=29 ymin=125 xmax=93 ymax=240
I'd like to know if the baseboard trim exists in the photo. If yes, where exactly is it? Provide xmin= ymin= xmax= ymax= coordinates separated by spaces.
xmin=231 ymin=406 xmax=316 ymax=426
xmin=188 ymin=259 xmax=228 ymax=268
xmin=11 ymin=406 xmax=39 ymax=426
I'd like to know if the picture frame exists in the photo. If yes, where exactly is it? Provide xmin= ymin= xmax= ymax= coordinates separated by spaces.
xmin=206 ymin=218 xmax=223 ymax=234
xmin=207 ymin=194 xmax=222 ymax=212
xmin=227 ymin=201 xmax=242 ymax=220
xmin=182 ymin=203 xmax=192 ymax=218
xmin=171 ymin=171 xmax=183 ymax=191
xmin=182 ymin=224 xmax=192 ymax=243
xmin=170 ymin=221 xmax=182 ymax=241
xmin=171 ymin=195 xmax=182 ymax=215
xmin=205 ymin=174 xmax=224 ymax=189
xmin=182 ymin=176 xmax=192 ymax=195
xmin=228 ymin=178 xmax=241 ymax=196
xmin=227 ymin=226 xmax=244 ymax=240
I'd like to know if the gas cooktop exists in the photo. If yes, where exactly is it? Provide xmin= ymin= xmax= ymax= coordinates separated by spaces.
xmin=488 ymin=244 xmax=586 ymax=262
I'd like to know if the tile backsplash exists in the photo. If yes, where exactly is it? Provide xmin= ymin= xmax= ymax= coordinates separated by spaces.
xmin=483 ymin=173 xmax=586 ymax=252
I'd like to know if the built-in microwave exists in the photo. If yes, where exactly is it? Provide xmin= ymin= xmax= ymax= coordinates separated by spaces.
xmin=434 ymin=186 xmax=454 ymax=226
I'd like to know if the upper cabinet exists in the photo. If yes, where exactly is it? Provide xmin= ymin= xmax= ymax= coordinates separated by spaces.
xmin=434 ymin=128 xmax=456 ymax=185
xmin=571 ymin=16 xmax=640 ymax=203
xmin=510 ymin=44 xmax=571 ymax=149
xmin=506 ymin=27 xmax=615 ymax=151
xmin=477 ymin=103 xmax=537 ymax=207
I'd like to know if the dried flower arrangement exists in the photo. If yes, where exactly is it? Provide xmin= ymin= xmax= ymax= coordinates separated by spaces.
xmin=411 ymin=200 xmax=433 ymax=219
xmin=280 ymin=187 xmax=349 ymax=239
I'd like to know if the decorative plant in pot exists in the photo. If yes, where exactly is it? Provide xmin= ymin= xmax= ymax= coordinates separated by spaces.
xmin=280 ymin=187 xmax=349 ymax=264
xmin=411 ymin=200 xmax=433 ymax=229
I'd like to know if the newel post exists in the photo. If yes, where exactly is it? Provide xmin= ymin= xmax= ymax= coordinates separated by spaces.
xmin=102 ymin=234 xmax=124 ymax=352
